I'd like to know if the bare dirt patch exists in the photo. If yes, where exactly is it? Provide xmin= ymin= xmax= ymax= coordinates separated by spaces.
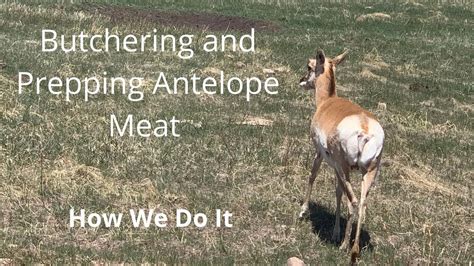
xmin=360 ymin=67 xmax=387 ymax=83
xmin=83 ymin=4 xmax=279 ymax=32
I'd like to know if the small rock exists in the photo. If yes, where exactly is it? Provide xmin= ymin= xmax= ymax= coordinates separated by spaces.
xmin=287 ymin=257 xmax=304 ymax=266
xmin=377 ymin=102 xmax=387 ymax=111
xmin=236 ymin=61 xmax=246 ymax=68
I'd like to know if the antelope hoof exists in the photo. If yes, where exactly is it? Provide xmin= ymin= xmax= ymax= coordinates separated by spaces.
xmin=299 ymin=202 xmax=310 ymax=220
xmin=350 ymin=244 xmax=360 ymax=262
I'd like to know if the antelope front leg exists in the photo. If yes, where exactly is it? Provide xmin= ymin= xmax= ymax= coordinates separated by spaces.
xmin=335 ymin=167 xmax=357 ymax=250
xmin=351 ymin=163 xmax=378 ymax=262
xmin=299 ymin=152 xmax=322 ymax=219
xmin=340 ymin=197 xmax=354 ymax=250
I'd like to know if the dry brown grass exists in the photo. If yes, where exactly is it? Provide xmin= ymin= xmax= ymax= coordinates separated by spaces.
xmin=1 ymin=0 xmax=472 ymax=264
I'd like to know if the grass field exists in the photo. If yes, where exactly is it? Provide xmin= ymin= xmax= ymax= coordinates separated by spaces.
xmin=0 ymin=0 xmax=473 ymax=264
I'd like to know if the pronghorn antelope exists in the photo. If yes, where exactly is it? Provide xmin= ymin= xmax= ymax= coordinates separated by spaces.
xmin=298 ymin=49 xmax=384 ymax=261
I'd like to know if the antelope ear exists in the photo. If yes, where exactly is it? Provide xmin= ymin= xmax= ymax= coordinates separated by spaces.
xmin=315 ymin=49 xmax=325 ymax=65
xmin=333 ymin=49 xmax=349 ymax=66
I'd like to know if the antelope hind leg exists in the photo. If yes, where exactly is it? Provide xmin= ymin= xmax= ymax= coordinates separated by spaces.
xmin=350 ymin=162 xmax=378 ymax=261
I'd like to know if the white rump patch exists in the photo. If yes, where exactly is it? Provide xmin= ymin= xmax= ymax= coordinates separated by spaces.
xmin=337 ymin=115 xmax=384 ymax=168
xmin=359 ymin=119 xmax=384 ymax=167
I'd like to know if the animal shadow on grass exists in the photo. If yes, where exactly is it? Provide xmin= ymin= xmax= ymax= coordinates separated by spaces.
xmin=307 ymin=201 xmax=373 ymax=251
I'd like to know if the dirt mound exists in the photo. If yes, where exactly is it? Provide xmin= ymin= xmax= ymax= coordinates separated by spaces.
xmin=84 ymin=4 xmax=279 ymax=32
xmin=360 ymin=67 xmax=387 ymax=83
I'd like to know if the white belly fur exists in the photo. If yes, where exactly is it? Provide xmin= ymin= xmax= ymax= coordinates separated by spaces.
xmin=314 ymin=127 xmax=337 ymax=168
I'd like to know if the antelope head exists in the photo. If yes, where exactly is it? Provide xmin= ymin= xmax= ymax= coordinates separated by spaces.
xmin=299 ymin=49 xmax=349 ymax=90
